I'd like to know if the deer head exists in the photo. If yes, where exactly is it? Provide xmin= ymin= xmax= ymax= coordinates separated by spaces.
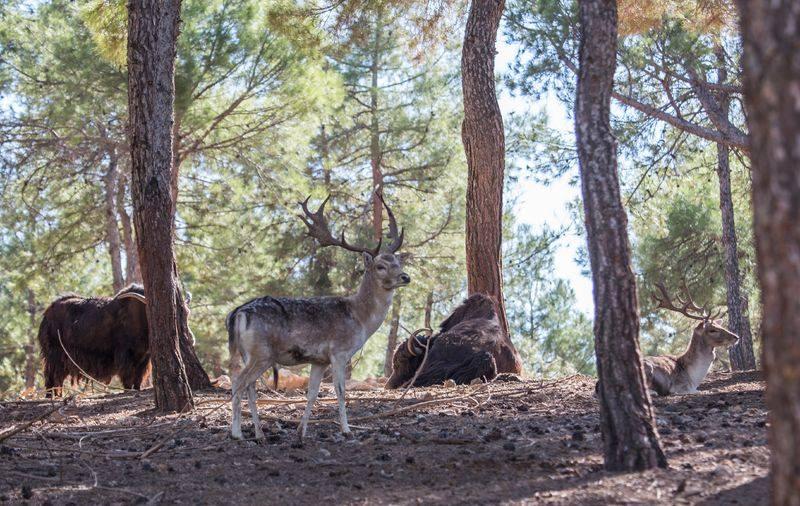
xmin=299 ymin=193 xmax=410 ymax=291
xmin=652 ymin=281 xmax=739 ymax=348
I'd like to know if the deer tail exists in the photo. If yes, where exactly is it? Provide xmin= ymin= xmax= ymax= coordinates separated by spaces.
xmin=226 ymin=310 xmax=246 ymax=375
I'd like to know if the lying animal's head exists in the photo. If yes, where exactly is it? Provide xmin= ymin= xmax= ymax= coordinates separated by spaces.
xmin=694 ymin=320 xmax=739 ymax=348
xmin=385 ymin=331 xmax=430 ymax=389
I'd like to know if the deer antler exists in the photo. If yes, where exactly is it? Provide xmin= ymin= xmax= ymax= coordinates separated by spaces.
xmin=298 ymin=196 xmax=382 ymax=256
xmin=652 ymin=281 xmax=712 ymax=321
xmin=377 ymin=192 xmax=404 ymax=253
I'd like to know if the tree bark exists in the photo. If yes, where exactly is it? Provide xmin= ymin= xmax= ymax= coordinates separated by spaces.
xmin=461 ymin=0 xmax=521 ymax=374
xmin=24 ymin=289 xmax=38 ymax=390
xmin=736 ymin=1 xmax=800 ymax=502
xmin=575 ymin=0 xmax=666 ymax=471
xmin=383 ymin=293 xmax=402 ymax=377
xmin=714 ymin=46 xmax=756 ymax=371
xmin=104 ymin=153 xmax=125 ymax=293
xmin=127 ymin=0 xmax=193 ymax=413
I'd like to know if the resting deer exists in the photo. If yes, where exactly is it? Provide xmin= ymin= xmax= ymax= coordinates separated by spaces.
xmin=644 ymin=282 xmax=739 ymax=396
xmin=227 ymin=194 xmax=409 ymax=440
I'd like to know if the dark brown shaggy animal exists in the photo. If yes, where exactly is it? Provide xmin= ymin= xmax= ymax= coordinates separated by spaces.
xmin=386 ymin=294 xmax=521 ymax=388
xmin=37 ymin=284 xmax=150 ymax=396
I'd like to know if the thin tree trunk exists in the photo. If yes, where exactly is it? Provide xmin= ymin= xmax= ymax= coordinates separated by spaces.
xmin=117 ymin=170 xmax=142 ymax=284
xmin=370 ymin=11 xmax=383 ymax=242
xmin=575 ymin=0 xmax=666 ymax=471
xmin=383 ymin=293 xmax=402 ymax=378
xmin=737 ymin=1 xmax=800 ymax=502
xmin=104 ymin=153 xmax=125 ymax=293
xmin=311 ymin=125 xmax=334 ymax=295
xmin=127 ymin=0 xmax=193 ymax=413
xmin=714 ymin=45 xmax=756 ymax=371
xmin=461 ymin=0 xmax=521 ymax=374
xmin=24 ymin=289 xmax=38 ymax=390
xmin=424 ymin=291 xmax=434 ymax=329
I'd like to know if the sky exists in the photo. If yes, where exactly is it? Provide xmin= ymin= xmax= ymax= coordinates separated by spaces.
xmin=495 ymin=31 xmax=595 ymax=316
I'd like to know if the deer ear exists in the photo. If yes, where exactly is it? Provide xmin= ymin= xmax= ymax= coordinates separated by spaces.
xmin=363 ymin=252 xmax=374 ymax=267
xmin=397 ymin=252 xmax=412 ymax=264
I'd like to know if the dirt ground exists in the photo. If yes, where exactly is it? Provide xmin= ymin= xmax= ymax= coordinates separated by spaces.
xmin=0 ymin=371 xmax=768 ymax=505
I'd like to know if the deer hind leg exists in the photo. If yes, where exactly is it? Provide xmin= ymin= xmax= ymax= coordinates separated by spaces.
xmin=298 ymin=364 xmax=325 ymax=441
xmin=330 ymin=357 xmax=350 ymax=435
xmin=231 ymin=356 xmax=270 ymax=440
xmin=246 ymin=382 xmax=265 ymax=440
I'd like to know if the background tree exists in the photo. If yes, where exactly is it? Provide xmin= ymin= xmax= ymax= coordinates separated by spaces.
xmin=575 ymin=0 xmax=666 ymax=470
xmin=127 ymin=0 xmax=193 ymax=412
xmin=737 ymin=0 xmax=800 ymax=502
xmin=505 ymin=0 xmax=757 ymax=370
xmin=461 ymin=0 xmax=523 ymax=374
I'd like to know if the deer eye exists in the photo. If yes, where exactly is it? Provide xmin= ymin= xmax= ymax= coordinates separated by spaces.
xmin=376 ymin=265 xmax=386 ymax=271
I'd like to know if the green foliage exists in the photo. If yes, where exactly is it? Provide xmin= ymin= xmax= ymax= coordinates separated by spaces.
xmin=505 ymin=224 xmax=594 ymax=377
xmin=80 ymin=0 xmax=127 ymax=67
xmin=629 ymin=146 xmax=757 ymax=356
xmin=0 ymin=0 xmax=595 ymax=395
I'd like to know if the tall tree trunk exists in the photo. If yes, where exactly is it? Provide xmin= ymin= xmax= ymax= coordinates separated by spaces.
xmin=714 ymin=45 xmax=756 ymax=371
xmin=311 ymin=125 xmax=334 ymax=295
xmin=461 ymin=0 xmax=520 ymax=373
xmin=383 ymin=293 xmax=402 ymax=377
xmin=575 ymin=0 xmax=666 ymax=471
xmin=424 ymin=291 xmax=434 ymax=329
xmin=104 ymin=153 xmax=125 ymax=293
xmin=127 ymin=0 xmax=193 ymax=413
xmin=737 ymin=1 xmax=800 ymax=502
xmin=117 ymin=170 xmax=142 ymax=284
xmin=370 ymin=11 xmax=383 ymax=242
xmin=24 ymin=289 xmax=38 ymax=390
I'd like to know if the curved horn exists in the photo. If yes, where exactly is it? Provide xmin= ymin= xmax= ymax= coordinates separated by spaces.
xmin=117 ymin=292 xmax=147 ymax=305
xmin=406 ymin=328 xmax=432 ymax=356
xmin=406 ymin=337 xmax=420 ymax=357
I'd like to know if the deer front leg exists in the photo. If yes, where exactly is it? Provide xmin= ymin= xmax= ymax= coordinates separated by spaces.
xmin=330 ymin=357 xmax=351 ymax=435
xmin=298 ymin=364 xmax=325 ymax=441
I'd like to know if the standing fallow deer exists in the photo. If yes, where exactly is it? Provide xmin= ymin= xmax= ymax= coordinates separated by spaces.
xmin=644 ymin=282 xmax=739 ymax=396
xmin=227 ymin=194 xmax=410 ymax=440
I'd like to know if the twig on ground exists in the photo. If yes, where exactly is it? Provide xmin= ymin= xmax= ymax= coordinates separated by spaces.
xmin=393 ymin=328 xmax=433 ymax=408
xmin=140 ymin=399 xmax=229 ymax=459
xmin=0 ymin=397 xmax=73 ymax=443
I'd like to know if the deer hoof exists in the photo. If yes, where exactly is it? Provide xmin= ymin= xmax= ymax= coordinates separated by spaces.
xmin=231 ymin=429 xmax=244 ymax=440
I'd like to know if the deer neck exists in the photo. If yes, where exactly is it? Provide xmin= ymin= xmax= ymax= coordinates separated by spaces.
xmin=680 ymin=328 xmax=715 ymax=388
xmin=350 ymin=270 xmax=394 ymax=336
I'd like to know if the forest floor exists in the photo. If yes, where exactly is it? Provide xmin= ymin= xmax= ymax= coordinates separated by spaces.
xmin=0 ymin=371 xmax=768 ymax=505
